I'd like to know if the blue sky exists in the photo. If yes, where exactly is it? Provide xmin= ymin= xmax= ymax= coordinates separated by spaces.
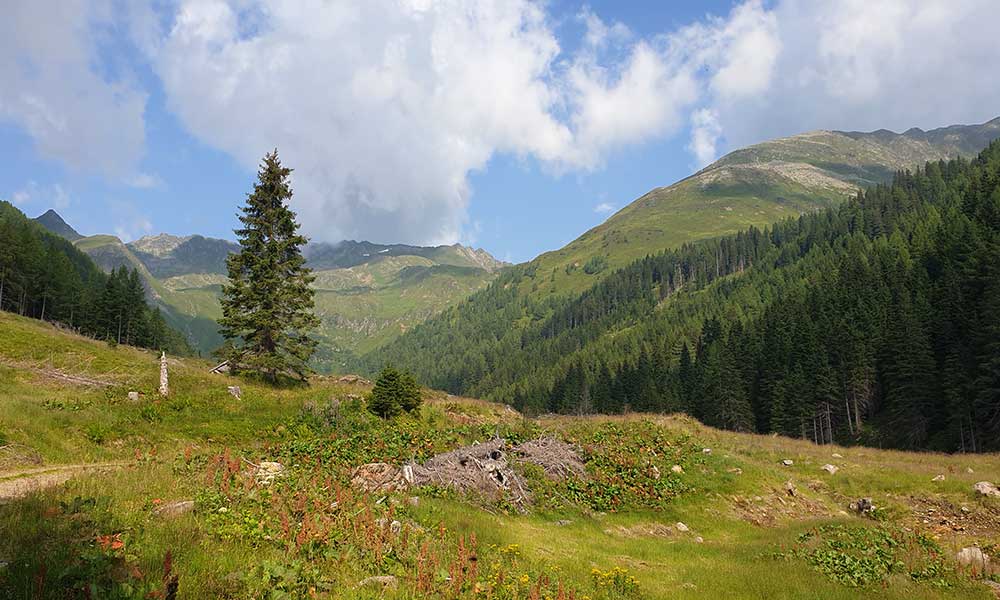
xmin=3 ymin=1 xmax=999 ymax=263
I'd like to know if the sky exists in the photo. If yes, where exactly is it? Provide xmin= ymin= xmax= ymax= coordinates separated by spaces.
xmin=2 ymin=1 xmax=1000 ymax=263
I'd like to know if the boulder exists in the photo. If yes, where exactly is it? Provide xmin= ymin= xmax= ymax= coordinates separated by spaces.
xmin=831 ymin=453 xmax=843 ymax=459
xmin=973 ymin=481 xmax=1000 ymax=498
xmin=154 ymin=500 xmax=194 ymax=518
xmin=675 ymin=522 xmax=690 ymax=533
xmin=821 ymin=464 xmax=838 ymax=475
xmin=932 ymin=474 xmax=945 ymax=482
xmin=255 ymin=461 xmax=285 ymax=485
xmin=784 ymin=480 xmax=797 ymax=497
xmin=782 ymin=459 xmax=793 ymax=467
xmin=127 ymin=391 xmax=140 ymax=402
xmin=671 ymin=465 xmax=684 ymax=475
xmin=956 ymin=547 xmax=990 ymax=572
xmin=702 ymin=448 xmax=712 ymax=454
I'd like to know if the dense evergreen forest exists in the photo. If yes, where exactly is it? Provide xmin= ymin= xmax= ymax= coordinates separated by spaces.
xmin=371 ymin=141 xmax=1000 ymax=452
xmin=0 ymin=202 xmax=190 ymax=354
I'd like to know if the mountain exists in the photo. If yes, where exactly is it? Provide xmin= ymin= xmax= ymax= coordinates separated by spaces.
xmin=2 ymin=203 xmax=190 ymax=354
xmin=34 ymin=216 xmax=507 ymax=365
xmin=368 ymin=119 xmax=1000 ymax=451
xmin=33 ymin=209 xmax=82 ymax=242
xmin=526 ymin=117 xmax=1000 ymax=298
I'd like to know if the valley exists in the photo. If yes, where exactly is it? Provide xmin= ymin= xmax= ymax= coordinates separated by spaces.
xmin=32 ymin=212 xmax=505 ymax=368
xmin=0 ymin=311 xmax=998 ymax=598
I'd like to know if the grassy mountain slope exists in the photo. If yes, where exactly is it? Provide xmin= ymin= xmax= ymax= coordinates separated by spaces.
xmin=1 ymin=311 xmax=998 ymax=598
xmin=528 ymin=117 xmax=1000 ymax=298
xmin=34 ymin=218 xmax=506 ymax=364
xmin=368 ymin=118 xmax=1000 ymax=386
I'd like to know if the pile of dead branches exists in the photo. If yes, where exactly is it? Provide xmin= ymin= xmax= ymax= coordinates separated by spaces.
xmin=351 ymin=436 xmax=588 ymax=511
xmin=511 ymin=437 xmax=586 ymax=481
xmin=410 ymin=438 xmax=531 ymax=507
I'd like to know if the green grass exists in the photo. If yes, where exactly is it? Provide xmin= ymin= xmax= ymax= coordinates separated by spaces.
xmin=0 ymin=313 xmax=998 ymax=599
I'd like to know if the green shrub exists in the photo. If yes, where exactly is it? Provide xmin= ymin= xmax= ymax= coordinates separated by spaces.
xmin=367 ymin=365 xmax=422 ymax=418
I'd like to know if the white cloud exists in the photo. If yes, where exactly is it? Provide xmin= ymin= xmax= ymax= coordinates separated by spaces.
xmin=5 ymin=0 xmax=1000 ymax=248
xmin=691 ymin=0 xmax=1000 ymax=155
xmin=146 ymin=1 xmax=700 ymax=245
xmin=8 ymin=181 xmax=72 ymax=210
xmin=688 ymin=108 xmax=723 ymax=167
xmin=125 ymin=172 xmax=165 ymax=189
xmin=593 ymin=202 xmax=615 ymax=214
xmin=0 ymin=1 xmax=148 ymax=180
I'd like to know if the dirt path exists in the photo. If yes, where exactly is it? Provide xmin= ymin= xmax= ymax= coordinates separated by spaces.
xmin=0 ymin=462 xmax=125 ymax=503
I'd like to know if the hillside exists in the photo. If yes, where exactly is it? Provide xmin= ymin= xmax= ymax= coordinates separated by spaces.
xmin=369 ymin=127 xmax=1000 ymax=454
xmin=1 ymin=311 xmax=998 ymax=598
xmin=33 ymin=216 xmax=506 ymax=365
xmin=529 ymin=117 xmax=1000 ymax=298
xmin=0 ymin=202 xmax=189 ymax=354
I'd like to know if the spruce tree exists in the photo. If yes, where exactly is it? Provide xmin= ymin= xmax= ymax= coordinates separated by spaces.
xmin=219 ymin=150 xmax=319 ymax=382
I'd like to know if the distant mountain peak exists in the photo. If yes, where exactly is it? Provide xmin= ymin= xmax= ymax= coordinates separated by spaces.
xmin=33 ymin=209 xmax=82 ymax=241
xmin=129 ymin=233 xmax=193 ymax=257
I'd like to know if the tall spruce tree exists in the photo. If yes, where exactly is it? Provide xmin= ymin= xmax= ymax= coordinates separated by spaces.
xmin=219 ymin=150 xmax=319 ymax=382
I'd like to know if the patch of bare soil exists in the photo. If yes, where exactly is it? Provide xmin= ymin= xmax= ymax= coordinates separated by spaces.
xmin=0 ymin=443 xmax=43 ymax=471
xmin=905 ymin=495 xmax=1000 ymax=541
xmin=730 ymin=485 xmax=831 ymax=526
xmin=604 ymin=522 xmax=676 ymax=538
xmin=0 ymin=358 xmax=112 ymax=387
xmin=0 ymin=463 xmax=125 ymax=503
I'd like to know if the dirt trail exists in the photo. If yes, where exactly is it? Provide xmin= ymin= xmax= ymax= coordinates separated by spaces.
xmin=0 ymin=462 xmax=125 ymax=503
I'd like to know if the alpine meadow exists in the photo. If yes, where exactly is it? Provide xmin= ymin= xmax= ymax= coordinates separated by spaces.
xmin=2 ymin=2 xmax=1000 ymax=599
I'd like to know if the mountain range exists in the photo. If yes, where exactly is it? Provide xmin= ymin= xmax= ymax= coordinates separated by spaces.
xmin=367 ymin=117 xmax=1000 ymax=402
xmin=32 ymin=117 xmax=1000 ymax=374
xmin=33 ymin=210 xmax=505 ymax=367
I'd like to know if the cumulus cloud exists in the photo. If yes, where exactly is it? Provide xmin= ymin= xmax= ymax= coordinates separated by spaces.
xmin=145 ymin=0 xmax=700 ymax=244
xmin=690 ymin=0 xmax=1000 ymax=157
xmin=5 ymin=0 xmax=1000 ymax=246
xmin=0 ymin=1 xmax=147 ymax=179
xmin=593 ymin=202 xmax=615 ymax=214
xmin=687 ymin=109 xmax=723 ymax=167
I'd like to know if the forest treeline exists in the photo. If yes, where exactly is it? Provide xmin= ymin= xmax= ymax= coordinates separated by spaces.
xmin=0 ymin=202 xmax=190 ymax=354
xmin=370 ymin=140 xmax=1000 ymax=452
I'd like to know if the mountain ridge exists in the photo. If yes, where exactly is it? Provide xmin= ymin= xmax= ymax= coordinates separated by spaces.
xmin=32 ymin=211 xmax=508 ymax=364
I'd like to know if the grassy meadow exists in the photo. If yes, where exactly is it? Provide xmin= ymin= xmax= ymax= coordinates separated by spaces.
xmin=0 ymin=311 xmax=998 ymax=599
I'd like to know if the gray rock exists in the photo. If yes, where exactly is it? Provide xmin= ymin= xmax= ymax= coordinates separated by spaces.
xmin=255 ymin=461 xmax=284 ymax=485
xmin=154 ymin=500 xmax=194 ymax=517
xmin=973 ymin=481 xmax=999 ymax=498
xmin=227 ymin=386 xmax=241 ymax=400
xmin=849 ymin=497 xmax=875 ymax=514
xmin=931 ymin=474 xmax=945 ymax=482
xmin=821 ymin=464 xmax=838 ymax=475
xmin=781 ymin=459 xmax=793 ymax=467
xmin=675 ymin=522 xmax=689 ymax=532
xmin=784 ymin=480 xmax=797 ymax=497
xmin=702 ymin=448 xmax=712 ymax=454
xmin=671 ymin=465 xmax=684 ymax=474
xmin=956 ymin=547 xmax=990 ymax=572
xmin=127 ymin=391 xmax=140 ymax=402
xmin=831 ymin=453 xmax=843 ymax=459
